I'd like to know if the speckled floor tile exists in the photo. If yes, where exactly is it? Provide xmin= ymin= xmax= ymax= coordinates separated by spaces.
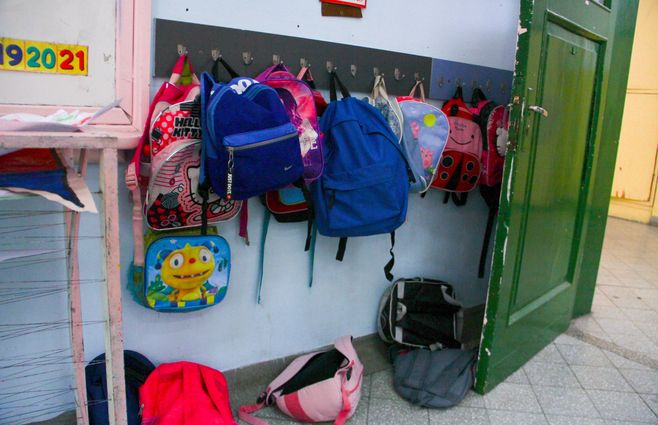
xmin=640 ymin=393 xmax=658 ymax=416
xmin=554 ymin=334 xmax=589 ymax=347
xmin=546 ymin=415 xmax=606 ymax=425
xmin=483 ymin=383 xmax=542 ymax=413
xmin=570 ymin=365 xmax=634 ymax=392
xmin=556 ymin=344 xmax=612 ymax=367
xmin=460 ymin=390 xmax=486 ymax=408
xmin=618 ymin=368 xmax=658 ymax=395
xmin=367 ymin=396 xmax=429 ymax=425
xmin=523 ymin=361 xmax=581 ymax=388
xmin=594 ymin=318 xmax=646 ymax=338
xmin=504 ymin=367 xmax=530 ymax=385
xmin=572 ymin=316 xmax=612 ymax=340
xmin=602 ymin=350 xmax=653 ymax=371
xmin=528 ymin=344 xmax=567 ymax=364
xmin=428 ymin=406 xmax=489 ymax=425
xmin=591 ymin=305 xmax=629 ymax=320
xmin=587 ymin=390 xmax=658 ymax=422
xmin=369 ymin=370 xmax=398 ymax=400
xmin=533 ymin=386 xmax=599 ymax=418
xmin=486 ymin=410 xmax=548 ymax=425
xmin=619 ymin=308 xmax=658 ymax=323
xmin=608 ymin=333 xmax=658 ymax=359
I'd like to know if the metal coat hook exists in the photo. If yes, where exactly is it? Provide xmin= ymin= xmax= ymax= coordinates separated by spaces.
xmin=373 ymin=67 xmax=382 ymax=77
xmin=455 ymin=77 xmax=463 ymax=87
xmin=501 ymin=82 xmax=508 ymax=93
xmin=211 ymin=49 xmax=221 ymax=61
xmin=350 ymin=64 xmax=357 ymax=78
xmin=300 ymin=57 xmax=310 ymax=68
xmin=242 ymin=52 xmax=254 ymax=65
xmin=486 ymin=79 xmax=492 ymax=91
xmin=471 ymin=79 xmax=478 ymax=89
xmin=273 ymin=54 xmax=283 ymax=65
xmin=414 ymin=72 xmax=424 ymax=82
xmin=177 ymin=44 xmax=188 ymax=56
xmin=437 ymin=76 xmax=445 ymax=88
xmin=326 ymin=61 xmax=336 ymax=73
xmin=394 ymin=68 xmax=405 ymax=81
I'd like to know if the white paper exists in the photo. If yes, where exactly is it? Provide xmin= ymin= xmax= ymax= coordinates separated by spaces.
xmin=0 ymin=99 xmax=122 ymax=133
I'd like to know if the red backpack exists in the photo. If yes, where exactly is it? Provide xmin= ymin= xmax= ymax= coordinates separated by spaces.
xmin=431 ymin=87 xmax=483 ymax=205
xmin=139 ymin=362 xmax=236 ymax=425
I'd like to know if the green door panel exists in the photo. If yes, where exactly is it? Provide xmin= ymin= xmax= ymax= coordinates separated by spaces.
xmin=513 ymin=29 xmax=597 ymax=314
xmin=475 ymin=0 xmax=638 ymax=394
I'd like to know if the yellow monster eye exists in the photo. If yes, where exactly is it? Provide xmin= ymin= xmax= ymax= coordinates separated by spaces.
xmin=199 ymin=248 xmax=212 ymax=263
xmin=169 ymin=253 xmax=184 ymax=269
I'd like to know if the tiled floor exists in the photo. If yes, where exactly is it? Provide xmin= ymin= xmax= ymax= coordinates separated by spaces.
xmin=238 ymin=218 xmax=658 ymax=425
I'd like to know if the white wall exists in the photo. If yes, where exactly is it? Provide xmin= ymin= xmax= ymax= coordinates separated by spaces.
xmin=1 ymin=1 xmax=520 ymax=422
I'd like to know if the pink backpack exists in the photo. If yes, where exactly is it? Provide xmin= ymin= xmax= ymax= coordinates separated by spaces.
xmin=256 ymin=63 xmax=324 ymax=183
xmin=239 ymin=336 xmax=364 ymax=425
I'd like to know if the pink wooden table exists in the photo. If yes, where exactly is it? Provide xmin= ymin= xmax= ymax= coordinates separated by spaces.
xmin=0 ymin=130 xmax=140 ymax=425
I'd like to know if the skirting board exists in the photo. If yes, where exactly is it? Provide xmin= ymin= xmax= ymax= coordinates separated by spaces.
xmin=608 ymin=197 xmax=654 ymax=224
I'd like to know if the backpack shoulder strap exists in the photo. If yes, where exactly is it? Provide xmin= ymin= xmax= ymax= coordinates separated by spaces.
xmin=329 ymin=71 xmax=350 ymax=101
xmin=212 ymin=56 xmax=240 ymax=81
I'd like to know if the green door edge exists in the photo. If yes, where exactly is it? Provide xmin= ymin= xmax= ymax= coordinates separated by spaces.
xmin=571 ymin=1 xmax=639 ymax=318
xmin=474 ymin=0 xmax=639 ymax=394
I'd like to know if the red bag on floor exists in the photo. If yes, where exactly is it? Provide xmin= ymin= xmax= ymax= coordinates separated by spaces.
xmin=139 ymin=362 xmax=236 ymax=425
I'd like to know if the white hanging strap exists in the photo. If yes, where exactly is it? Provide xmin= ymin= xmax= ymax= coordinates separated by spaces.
xmin=377 ymin=75 xmax=390 ymax=100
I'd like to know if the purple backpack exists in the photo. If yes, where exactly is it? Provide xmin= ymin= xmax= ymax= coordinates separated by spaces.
xmin=256 ymin=64 xmax=324 ymax=183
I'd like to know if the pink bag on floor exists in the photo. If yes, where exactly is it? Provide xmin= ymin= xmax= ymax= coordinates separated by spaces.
xmin=238 ymin=336 xmax=364 ymax=425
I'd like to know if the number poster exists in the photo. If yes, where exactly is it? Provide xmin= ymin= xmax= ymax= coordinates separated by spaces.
xmin=0 ymin=37 xmax=88 ymax=76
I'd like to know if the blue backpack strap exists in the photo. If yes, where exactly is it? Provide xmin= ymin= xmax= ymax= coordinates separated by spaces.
xmin=256 ymin=208 xmax=271 ymax=304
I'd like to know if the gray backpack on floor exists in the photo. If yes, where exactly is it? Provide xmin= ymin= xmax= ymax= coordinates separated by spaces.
xmin=378 ymin=278 xmax=485 ymax=350
xmin=391 ymin=347 xmax=476 ymax=408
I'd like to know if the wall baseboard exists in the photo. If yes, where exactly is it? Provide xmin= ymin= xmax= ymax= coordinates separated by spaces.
xmin=608 ymin=198 xmax=653 ymax=224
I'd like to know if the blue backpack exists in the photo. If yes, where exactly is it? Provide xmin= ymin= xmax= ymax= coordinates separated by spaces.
xmin=199 ymin=72 xmax=304 ymax=200
xmin=86 ymin=350 xmax=155 ymax=425
xmin=311 ymin=72 xmax=411 ymax=280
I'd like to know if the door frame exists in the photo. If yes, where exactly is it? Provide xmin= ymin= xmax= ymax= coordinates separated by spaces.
xmin=475 ymin=0 xmax=639 ymax=393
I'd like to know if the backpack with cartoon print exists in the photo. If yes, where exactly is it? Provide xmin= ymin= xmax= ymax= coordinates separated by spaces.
xmin=396 ymin=80 xmax=450 ymax=193
xmin=145 ymin=99 xmax=240 ymax=231
xmin=431 ymin=87 xmax=482 ymax=205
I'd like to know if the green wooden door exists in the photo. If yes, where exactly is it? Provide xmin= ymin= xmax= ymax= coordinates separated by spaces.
xmin=475 ymin=0 xmax=639 ymax=393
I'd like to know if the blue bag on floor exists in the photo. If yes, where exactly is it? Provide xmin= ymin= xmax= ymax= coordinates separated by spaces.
xmin=86 ymin=350 xmax=155 ymax=425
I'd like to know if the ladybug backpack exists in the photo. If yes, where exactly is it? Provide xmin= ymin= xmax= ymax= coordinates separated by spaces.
xmin=470 ymin=88 xmax=509 ymax=278
xmin=431 ymin=87 xmax=482 ymax=205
